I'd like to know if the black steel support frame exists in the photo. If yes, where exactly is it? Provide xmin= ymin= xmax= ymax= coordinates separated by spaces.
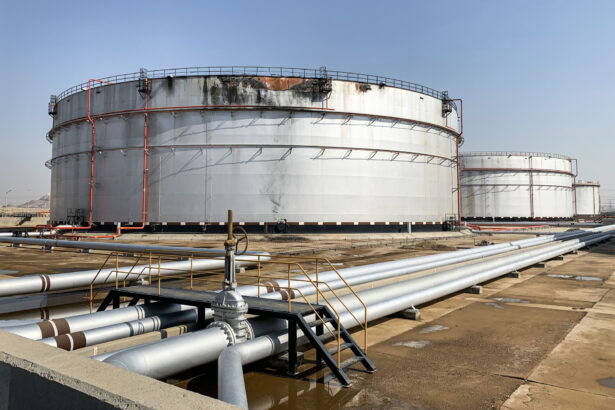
xmin=98 ymin=285 xmax=375 ymax=386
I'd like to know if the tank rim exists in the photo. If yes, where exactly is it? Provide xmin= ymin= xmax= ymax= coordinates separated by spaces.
xmin=53 ymin=65 xmax=452 ymax=103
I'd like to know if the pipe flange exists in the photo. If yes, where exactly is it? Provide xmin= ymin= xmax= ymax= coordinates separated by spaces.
xmin=212 ymin=290 xmax=248 ymax=314
xmin=239 ymin=320 xmax=255 ymax=341
xmin=207 ymin=321 xmax=236 ymax=345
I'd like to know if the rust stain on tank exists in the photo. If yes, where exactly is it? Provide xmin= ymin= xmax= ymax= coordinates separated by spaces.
xmin=257 ymin=76 xmax=305 ymax=91
xmin=355 ymin=82 xmax=372 ymax=92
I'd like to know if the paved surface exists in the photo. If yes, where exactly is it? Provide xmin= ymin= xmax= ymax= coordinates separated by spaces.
xmin=1 ymin=231 xmax=612 ymax=409
xmin=232 ymin=239 xmax=614 ymax=409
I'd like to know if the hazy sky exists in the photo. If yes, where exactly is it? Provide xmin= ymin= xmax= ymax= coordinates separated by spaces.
xmin=1 ymin=0 xmax=613 ymax=206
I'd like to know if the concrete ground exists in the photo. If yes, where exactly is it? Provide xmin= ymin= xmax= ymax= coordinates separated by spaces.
xmin=0 ymin=230 xmax=612 ymax=409
xmin=232 ymin=238 xmax=614 ymax=409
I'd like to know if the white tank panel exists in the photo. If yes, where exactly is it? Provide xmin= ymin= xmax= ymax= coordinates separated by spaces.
xmin=460 ymin=152 xmax=574 ymax=219
xmin=574 ymin=181 xmax=600 ymax=216
xmin=47 ymin=68 xmax=460 ymax=226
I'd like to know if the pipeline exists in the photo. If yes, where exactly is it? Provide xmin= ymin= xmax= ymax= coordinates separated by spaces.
xmin=96 ymin=230 xmax=613 ymax=404
xmin=2 ymin=302 xmax=184 ymax=340
xmin=217 ymin=231 xmax=614 ymax=407
xmin=0 ymin=236 xmax=267 ymax=256
xmin=0 ymin=256 xmax=266 ymax=297
xmin=12 ymin=227 xmax=598 ymax=348
xmin=40 ymin=308 xmax=204 ymax=351
xmin=237 ymin=227 xmax=605 ymax=300
xmin=4 ymin=227 xmax=605 ymax=348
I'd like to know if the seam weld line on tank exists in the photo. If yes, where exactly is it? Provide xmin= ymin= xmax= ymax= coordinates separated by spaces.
xmin=42 ymin=78 xmax=117 ymax=238
xmin=461 ymin=167 xmax=575 ymax=177
xmin=461 ymin=183 xmax=572 ymax=189
xmin=48 ymin=144 xmax=456 ymax=165
xmin=46 ymin=105 xmax=459 ymax=139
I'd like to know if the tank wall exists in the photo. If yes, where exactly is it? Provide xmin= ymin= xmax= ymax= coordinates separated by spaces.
xmin=53 ymin=77 xmax=458 ymax=132
xmin=460 ymin=154 xmax=574 ymax=219
xmin=574 ymin=184 xmax=600 ymax=216
xmin=49 ymin=76 xmax=459 ymax=225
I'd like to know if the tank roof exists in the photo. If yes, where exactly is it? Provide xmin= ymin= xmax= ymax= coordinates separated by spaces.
xmin=574 ymin=180 xmax=600 ymax=186
xmin=55 ymin=66 xmax=451 ymax=102
xmin=460 ymin=151 xmax=571 ymax=161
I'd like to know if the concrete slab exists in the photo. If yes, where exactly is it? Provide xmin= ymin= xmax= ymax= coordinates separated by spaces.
xmin=503 ymin=383 xmax=615 ymax=410
xmin=0 ymin=330 xmax=236 ymax=409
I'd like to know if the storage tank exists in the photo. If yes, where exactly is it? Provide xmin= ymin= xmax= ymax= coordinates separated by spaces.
xmin=460 ymin=151 xmax=574 ymax=220
xmin=46 ymin=66 xmax=461 ymax=232
xmin=574 ymin=181 xmax=600 ymax=217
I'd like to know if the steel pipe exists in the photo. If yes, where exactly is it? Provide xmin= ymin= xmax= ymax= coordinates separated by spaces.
xmin=2 ymin=302 xmax=183 ymax=340
xmin=0 ymin=236 xmax=269 ymax=257
xmin=97 ymin=230 xmax=613 ymax=394
xmin=40 ymin=308 xmax=203 ymax=350
xmin=238 ymin=228 xmax=603 ymax=300
xmin=0 ymin=255 xmax=266 ymax=297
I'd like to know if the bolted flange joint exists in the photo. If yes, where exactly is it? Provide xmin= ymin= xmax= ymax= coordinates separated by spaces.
xmin=210 ymin=290 xmax=253 ymax=344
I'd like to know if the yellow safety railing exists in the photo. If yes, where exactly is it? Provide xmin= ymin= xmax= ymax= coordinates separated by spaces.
xmin=86 ymin=250 xmax=368 ymax=368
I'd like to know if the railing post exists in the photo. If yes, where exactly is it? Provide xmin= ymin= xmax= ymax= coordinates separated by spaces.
xmin=315 ymin=259 xmax=319 ymax=305
xmin=287 ymin=263 xmax=291 ymax=312
xmin=115 ymin=254 xmax=119 ymax=288
xmin=190 ymin=254 xmax=193 ymax=289
xmin=257 ymin=255 xmax=261 ymax=297
xmin=337 ymin=320 xmax=341 ymax=367
xmin=158 ymin=256 xmax=161 ymax=295
xmin=364 ymin=307 xmax=367 ymax=352
xmin=148 ymin=253 xmax=152 ymax=284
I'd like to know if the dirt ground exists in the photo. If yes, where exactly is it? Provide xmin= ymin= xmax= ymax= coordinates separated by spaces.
xmin=0 ymin=230 xmax=613 ymax=409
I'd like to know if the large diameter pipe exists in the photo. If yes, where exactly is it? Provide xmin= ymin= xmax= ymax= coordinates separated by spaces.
xmin=2 ymin=302 xmax=183 ymax=340
xmin=0 ymin=255 xmax=266 ymax=297
xmin=237 ymin=228 xmax=601 ymax=300
xmin=218 ymin=232 xmax=614 ymax=407
xmin=0 ymin=236 xmax=269 ymax=257
xmin=40 ymin=308 xmax=204 ymax=351
xmin=99 ymin=231 xmax=612 ymax=385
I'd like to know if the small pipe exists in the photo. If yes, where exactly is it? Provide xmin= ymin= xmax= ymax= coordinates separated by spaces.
xmin=0 ymin=256 xmax=266 ymax=297
xmin=0 ymin=236 xmax=269 ymax=257
xmin=3 ymin=302 xmax=182 ymax=340
xmin=40 ymin=308 xmax=205 ymax=351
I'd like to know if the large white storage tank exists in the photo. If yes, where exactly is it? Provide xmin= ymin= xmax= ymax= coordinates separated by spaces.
xmin=460 ymin=151 xmax=574 ymax=220
xmin=574 ymin=181 xmax=600 ymax=217
xmin=46 ymin=66 xmax=461 ymax=232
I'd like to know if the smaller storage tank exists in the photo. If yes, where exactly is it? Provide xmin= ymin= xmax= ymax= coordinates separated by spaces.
xmin=574 ymin=181 xmax=600 ymax=217
xmin=460 ymin=151 xmax=574 ymax=220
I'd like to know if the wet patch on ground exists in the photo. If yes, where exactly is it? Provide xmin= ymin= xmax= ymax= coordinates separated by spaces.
xmin=598 ymin=377 xmax=615 ymax=389
xmin=547 ymin=274 xmax=602 ymax=282
xmin=418 ymin=324 xmax=449 ymax=334
xmin=392 ymin=340 xmax=431 ymax=348
xmin=491 ymin=297 xmax=530 ymax=303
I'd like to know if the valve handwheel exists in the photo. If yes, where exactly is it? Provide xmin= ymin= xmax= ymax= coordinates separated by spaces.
xmin=232 ymin=226 xmax=249 ymax=255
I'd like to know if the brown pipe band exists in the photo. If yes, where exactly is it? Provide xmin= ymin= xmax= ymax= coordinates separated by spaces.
xmin=54 ymin=334 xmax=72 ymax=351
xmin=51 ymin=318 xmax=70 ymax=335
xmin=36 ymin=321 xmax=56 ymax=338
xmin=70 ymin=332 xmax=87 ymax=350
